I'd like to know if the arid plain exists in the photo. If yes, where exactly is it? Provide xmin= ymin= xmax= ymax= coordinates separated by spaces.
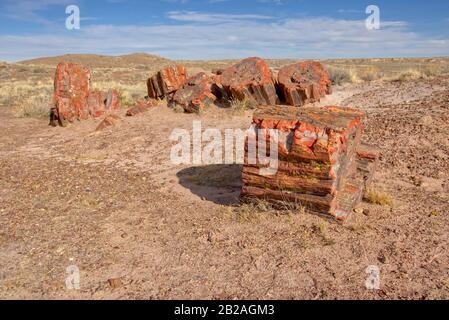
xmin=0 ymin=54 xmax=448 ymax=299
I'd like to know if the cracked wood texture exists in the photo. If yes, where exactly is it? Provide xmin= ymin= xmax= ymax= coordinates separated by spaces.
xmin=241 ymin=105 xmax=378 ymax=220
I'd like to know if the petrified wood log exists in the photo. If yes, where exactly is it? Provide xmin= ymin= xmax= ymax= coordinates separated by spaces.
xmin=52 ymin=61 xmax=92 ymax=125
xmin=126 ymin=98 xmax=157 ymax=117
xmin=147 ymin=65 xmax=188 ymax=99
xmin=51 ymin=61 xmax=121 ymax=127
xmin=220 ymin=57 xmax=278 ymax=107
xmin=241 ymin=105 xmax=378 ymax=221
xmin=278 ymin=61 xmax=332 ymax=107
xmin=171 ymin=72 xmax=217 ymax=113
xmin=87 ymin=90 xmax=107 ymax=118
xmin=96 ymin=114 xmax=121 ymax=131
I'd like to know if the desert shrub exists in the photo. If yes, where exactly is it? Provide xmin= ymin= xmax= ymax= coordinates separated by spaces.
xmin=357 ymin=66 xmax=383 ymax=82
xmin=0 ymin=80 xmax=53 ymax=119
xmin=14 ymin=94 xmax=51 ymax=118
xmin=420 ymin=64 xmax=441 ymax=77
xmin=327 ymin=66 xmax=356 ymax=85
xmin=389 ymin=69 xmax=425 ymax=82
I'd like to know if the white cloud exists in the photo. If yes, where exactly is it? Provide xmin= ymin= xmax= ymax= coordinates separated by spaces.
xmin=0 ymin=13 xmax=448 ymax=61
xmin=167 ymin=11 xmax=273 ymax=23
xmin=1 ymin=0 xmax=73 ymax=25
xmin=338 ymin=9 xmax=363 ymax=14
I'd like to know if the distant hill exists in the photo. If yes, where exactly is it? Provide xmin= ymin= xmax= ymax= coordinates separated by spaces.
xmin=19 ymin=53 xmax=172 ymax=68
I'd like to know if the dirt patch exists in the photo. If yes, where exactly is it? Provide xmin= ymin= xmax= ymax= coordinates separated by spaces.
xmin=0 ymin=75 xmax=448 ymax=299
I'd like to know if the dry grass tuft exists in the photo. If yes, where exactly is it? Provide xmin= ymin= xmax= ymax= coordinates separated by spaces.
xmin=171 ymin=103 xmax=185 ymax=113
xmin=326 ymin=66 xmax=358 ymax=85
xmin=237 ymin=196 xmax=308 ymax=223
xmin=230 ymin=97 xmax=249 ymax=114
xmin=357 ymin=66 xmax=384 ymax=82
xmin=233 ymin=200 xmax=269 ymax=223
xmin=364 ymin=189 xmax=394 ymax=206
xmin=389 ymin=69 xmax=426 ymax=82
xmin=14 ymin=95 xmax=51 ymax=118
xmin=0 ymin=80 xmax=52 ymax=118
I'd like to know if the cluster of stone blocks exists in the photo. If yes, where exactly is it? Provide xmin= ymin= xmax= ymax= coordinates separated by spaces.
xmin=146 ymin=57 xmax=333 ymax=113
xmin=49 ymin=57 xmax=378 ymax=220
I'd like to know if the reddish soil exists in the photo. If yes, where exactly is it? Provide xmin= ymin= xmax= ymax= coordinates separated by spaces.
xmin=0 ymin=77 xmax=448 ymax=299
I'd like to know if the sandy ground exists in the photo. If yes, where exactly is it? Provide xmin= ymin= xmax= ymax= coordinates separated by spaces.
xmin=0 ymin=77 xmax=448 ymax=299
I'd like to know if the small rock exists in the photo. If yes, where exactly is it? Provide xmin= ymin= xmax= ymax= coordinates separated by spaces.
xmin=96 ymin=114 xmax=121 ymax=131
xmin=420 ymin=177 xmax=444 ymax=193
xmin=377 ymin=253 xmax=388 ymax=264
xmin=354 ymin=207 xmax=364 ymax=214
xmin=420 ymin=115 xmax=433 ymax=126
xmin=108 ymin=278 xmax=123 ymax=289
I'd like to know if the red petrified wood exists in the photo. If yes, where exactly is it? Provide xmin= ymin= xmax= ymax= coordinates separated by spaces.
xmin=105 ymin=89 xmax=121 ymax=111
xmin=220 ymin=57 xmax=278 ymax=107
xmin=87 ymin=90 xmax=107 ymax=118
xmin=50 ymin=62 xmax=121 ymax=127
xmin=278 ymin=61 xmax=332 ymax=107
xmin=52 ymin=61 xmax=92 ymax=125
xmin=171 ymin=72 xmax=217 ymax=113
xmin=96 ymin=114 xmax=121 ymax=131
xmin=147 ymin=65 xmax=188 ymax=99
xmin=126 ymin=98 xmax=157 ymax=117
xmin=241 ymin=105 xmax=378 ymax=221
xmin=87 ymin=89 xmax=121 ymax=119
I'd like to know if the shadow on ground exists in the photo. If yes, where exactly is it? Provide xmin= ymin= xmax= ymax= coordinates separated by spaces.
xmin=177 ymin=164 xmax=243 ymax=205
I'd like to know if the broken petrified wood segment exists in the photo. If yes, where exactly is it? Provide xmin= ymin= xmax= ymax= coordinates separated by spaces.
xmin=278 ymin=61 xmax=332 ymax=107
xmin=126 ymin=98 xmax=157 ymax=116
xmin=220 ymin=57 xmax=278 ymax=107
xmin=96 ymin=114 xmax=121 ymax=131
xmin=334 ymin=144 xmax=379 ymax=219
xmin=105 ymin=89 xmax=121 ymax=111
xmin=171 ymin=72 xmax=217 ymax=113
xmin=241 ymin=105 xmax=378 ymax=220
xmin=52 ymin=61 xmax=92 ymax=125
xmin=87 ymin=90 xmax=107 ymax=118
xmin=87 ymin=89 xmax=121 ymax=119
xmin=51 ymin=61 xmax=121 ymax=127
xmin=147 ymin=65 xmax=188 ymax=99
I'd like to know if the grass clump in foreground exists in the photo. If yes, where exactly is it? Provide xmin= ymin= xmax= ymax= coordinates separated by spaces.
xmin=364 ymin=189 xmax=394 ymax=206
xmin=13 ymin=91 xmax=52 ymax=118
xmin=231 ymin=197 xmax=307 ymax=223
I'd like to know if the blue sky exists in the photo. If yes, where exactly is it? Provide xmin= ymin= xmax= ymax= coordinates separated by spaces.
xmin=0 ymin=0 xmax=448 ymax=61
